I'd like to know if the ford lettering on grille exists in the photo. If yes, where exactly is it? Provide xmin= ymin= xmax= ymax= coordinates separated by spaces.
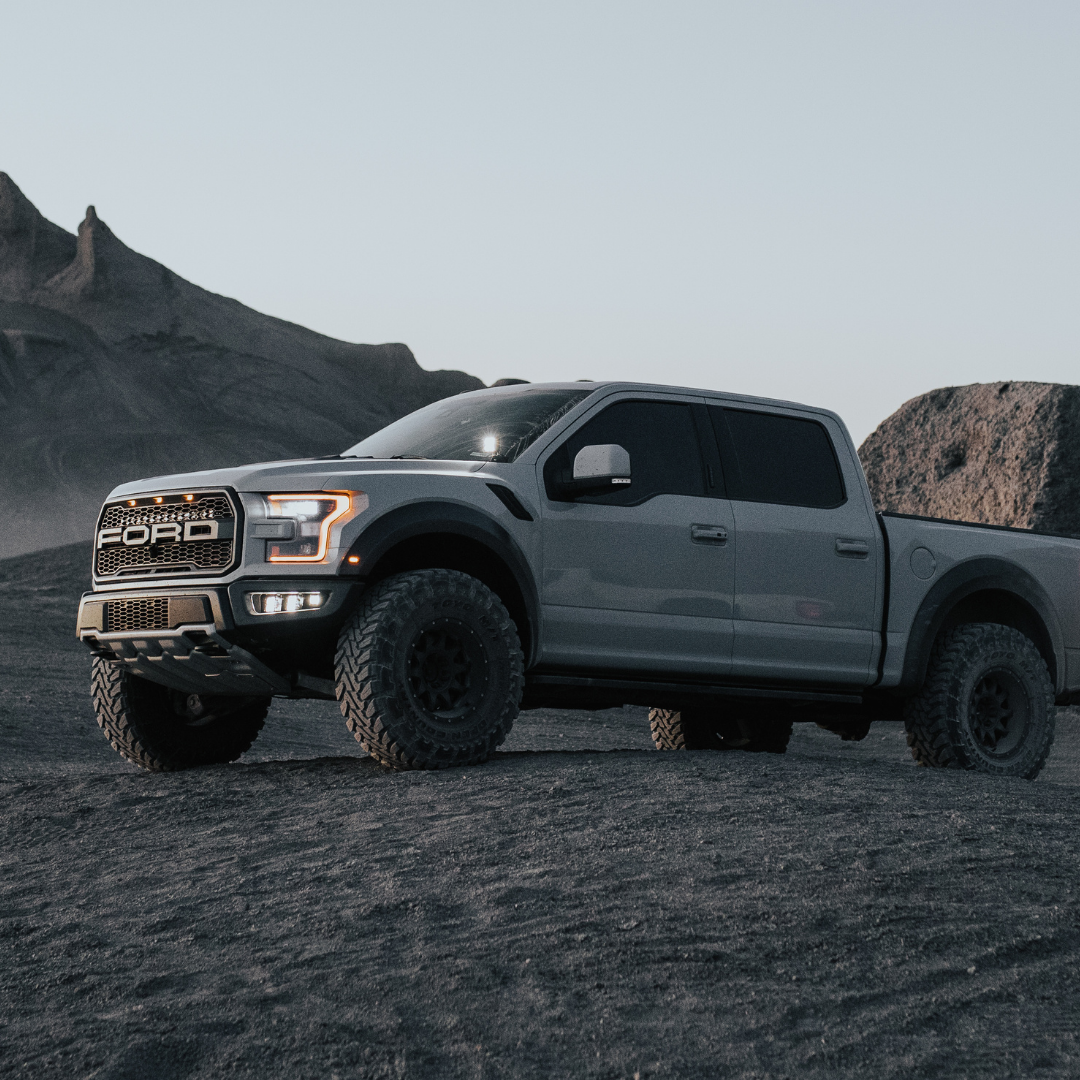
xmin=94 ymin=492 xmax=239 ymax=579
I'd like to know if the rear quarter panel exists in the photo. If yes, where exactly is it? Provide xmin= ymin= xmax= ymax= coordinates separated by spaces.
xmin=880 ymin=514 xmax=1080 ymax=696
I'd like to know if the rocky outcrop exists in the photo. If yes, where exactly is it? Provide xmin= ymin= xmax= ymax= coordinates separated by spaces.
xmin=0 ymin=174 xmax=483 ymax=557
xmin=41 ymin=204 xmax=170 ymax=302
xmin=858 ymin=381 xmax=1080 ymax=535
xmin=0 ymin=173 xmax=77 ymax=297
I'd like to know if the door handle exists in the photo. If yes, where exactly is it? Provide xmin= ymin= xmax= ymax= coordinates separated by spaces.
xmin=691 ymin=524 xmax=728 ymax=544
xmin=835 ymin=538 xmax=870 ymax=558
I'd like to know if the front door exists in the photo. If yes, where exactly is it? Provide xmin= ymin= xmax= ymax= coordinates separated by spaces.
xmin=708 ymin=404 xmax=880 ymax=686
xmin=537 ymin=396 xmax=736 ymax=676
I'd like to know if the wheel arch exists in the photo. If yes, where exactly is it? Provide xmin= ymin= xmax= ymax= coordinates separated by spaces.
xmin=897 ymin=558 xmax=1065 ymax=696
xmin=341 ymin=501 xmax=540 ymax=666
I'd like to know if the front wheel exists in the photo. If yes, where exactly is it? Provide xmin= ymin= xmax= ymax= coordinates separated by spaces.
xmin=649 ymin=708 xmax=792 ymax=754
xmin=335 ymin=569 xmax=524 ymax=770
xmin=91 ymin=658 xmax=270 ymax=771
xmin=903 ymin=623 xmax=1055 ymax=779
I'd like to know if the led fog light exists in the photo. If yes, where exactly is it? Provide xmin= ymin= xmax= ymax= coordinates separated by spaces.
xmin=247 ymin=591 xmax=327 ymax=615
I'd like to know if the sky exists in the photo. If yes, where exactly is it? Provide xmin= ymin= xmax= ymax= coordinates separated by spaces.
xmin=2 ymin=0 xmax=1078 ymax=445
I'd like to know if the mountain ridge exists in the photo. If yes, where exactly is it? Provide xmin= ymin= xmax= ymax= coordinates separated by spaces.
xmin=0 ymin=174 xmax=483 ymax=558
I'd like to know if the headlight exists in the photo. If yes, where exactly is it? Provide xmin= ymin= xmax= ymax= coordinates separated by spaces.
xmin=263 ymin=493 xmax=353 ymax=563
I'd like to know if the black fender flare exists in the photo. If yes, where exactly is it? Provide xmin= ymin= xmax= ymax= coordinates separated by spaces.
xmin=340 ymin=500 xmax=541 ymax=666
xmin=897 ymin=557 xmax=1065 ymax=695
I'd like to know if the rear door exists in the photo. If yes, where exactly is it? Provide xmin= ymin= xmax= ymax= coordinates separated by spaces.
xmin=707 ymin=404 xmax=879 ymax=686
xmin=536 ymin=395 xmax=737 ymax=676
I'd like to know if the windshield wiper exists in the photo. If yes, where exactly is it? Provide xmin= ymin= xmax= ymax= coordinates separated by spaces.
xmin=390 ymin=455 xmax=428 ymax=460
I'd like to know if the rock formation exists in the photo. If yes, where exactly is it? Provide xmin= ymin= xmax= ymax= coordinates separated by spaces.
xmin=0 ymin=173 xmax=483 ymax=557
xmin=858 ymin=381 xmax=1080 ymax=535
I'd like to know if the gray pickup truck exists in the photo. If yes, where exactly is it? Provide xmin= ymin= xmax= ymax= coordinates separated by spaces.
xmin=76 ymin=381 xmax=1080 ymax=779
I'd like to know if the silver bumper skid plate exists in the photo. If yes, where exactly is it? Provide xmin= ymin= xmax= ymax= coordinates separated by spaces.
xmin=86 ymin=625 xmax=291 ymax=697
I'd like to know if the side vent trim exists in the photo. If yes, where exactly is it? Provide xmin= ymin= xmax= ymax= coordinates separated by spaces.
xmin=486 ymin=484 xmax=534 ymax=522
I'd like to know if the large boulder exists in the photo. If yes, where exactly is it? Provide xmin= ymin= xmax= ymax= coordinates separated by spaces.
xmin=858 ymin=381 xmax=1080 ymax=535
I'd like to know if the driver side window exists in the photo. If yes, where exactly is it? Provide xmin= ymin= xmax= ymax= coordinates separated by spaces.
xmin=543 ymin=400 xmax=706 ymax=505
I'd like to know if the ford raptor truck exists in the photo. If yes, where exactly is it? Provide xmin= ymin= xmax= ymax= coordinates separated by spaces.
xmin=76 ymin=381 xmax=1080 ymax=778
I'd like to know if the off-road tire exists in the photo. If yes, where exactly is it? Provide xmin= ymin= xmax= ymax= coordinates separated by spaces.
xmin=90 ymin=657 xmax=270 ymax=772
xmin=335 ymin=569 xmax=524 ymax=770
xmin=649 ymin=708 xmax=792 ymax=754
xmin=903 ymin=622 xmax=1055 ymax=779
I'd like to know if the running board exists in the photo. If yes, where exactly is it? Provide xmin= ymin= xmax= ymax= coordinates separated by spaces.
xmin=521 ymin=672 xmax=864 ymax=712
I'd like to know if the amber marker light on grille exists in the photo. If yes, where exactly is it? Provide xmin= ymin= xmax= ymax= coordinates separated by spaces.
xmin=265 ymin=493 xmax=353 ymax=563
xmin=184 ymin=494 xmax=194 ymax=501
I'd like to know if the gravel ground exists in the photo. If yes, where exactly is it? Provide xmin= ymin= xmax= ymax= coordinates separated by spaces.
xmin=2 ymin=544 xmax=1079 ymax=1079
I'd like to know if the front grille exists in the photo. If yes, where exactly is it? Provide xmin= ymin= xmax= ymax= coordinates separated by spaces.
xmin=95 ymin=490 xmax=238 ymax=580
xmin=105 ymin=597 xmax=169 ymax=632
xmin=100 ymin=495 xmax=233 ymax=530
xmin=96 ymin=539 xmax=235 ymax=577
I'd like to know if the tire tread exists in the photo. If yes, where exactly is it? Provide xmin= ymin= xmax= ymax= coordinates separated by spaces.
xmin=335 ymin=569 xmax=524 ymax=770
xmin=649 ymin=707 xmax=792 ymax=754
xmin=90 ymin=657 xmax=268 ymax=772
xmin=903 ymin=622 xmax=1055 ymax=779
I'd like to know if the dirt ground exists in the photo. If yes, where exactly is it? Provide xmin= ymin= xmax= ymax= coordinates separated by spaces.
xmin=2 ymin=544 xmax=1079 ymax=1079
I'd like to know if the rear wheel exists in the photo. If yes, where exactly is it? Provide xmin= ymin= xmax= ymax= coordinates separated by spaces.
xmin=335 ymin=569 xmax=524 ymax=770
xmin=903 ymin=622 xmax=1055 ymax=779
xmin=649 ymin=708 xmax=792 ymax=754
xmin=91 ymin=658 xmax=270 ymax=771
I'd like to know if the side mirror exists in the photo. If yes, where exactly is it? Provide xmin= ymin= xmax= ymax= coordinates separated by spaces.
xmin=567 ymin=443 xmax=632 ymax=494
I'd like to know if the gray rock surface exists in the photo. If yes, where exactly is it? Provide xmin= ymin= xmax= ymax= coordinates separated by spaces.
xmin=858 ymin=381 xmax=1080 ymax=534
xmin=0 ymin=174 xmax=483 ymax=558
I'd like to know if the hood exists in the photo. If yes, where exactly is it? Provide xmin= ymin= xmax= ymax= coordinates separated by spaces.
xmin=106 ymin=457 xmax=489 ymax=500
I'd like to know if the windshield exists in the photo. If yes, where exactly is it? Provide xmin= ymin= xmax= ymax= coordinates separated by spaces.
xmin=341 ymin=388 xmax=593 ymax=463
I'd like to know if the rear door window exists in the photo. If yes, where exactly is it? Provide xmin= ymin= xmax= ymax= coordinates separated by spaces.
xmin=544 ymin=400 xmax=706 ymax=504
xmin=708 ymin=406 xmax=846 ymax=508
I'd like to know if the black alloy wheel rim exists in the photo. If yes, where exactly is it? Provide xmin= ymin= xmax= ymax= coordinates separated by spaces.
xmin=406 ymin=618 xmax=486 ymax=722
xmin=967 ymin=668 xmax=1029 ymax=759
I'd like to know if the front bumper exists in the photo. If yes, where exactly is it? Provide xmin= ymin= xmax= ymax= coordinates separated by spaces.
xmin=76 ymin=579 xmax=359 ymax=697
